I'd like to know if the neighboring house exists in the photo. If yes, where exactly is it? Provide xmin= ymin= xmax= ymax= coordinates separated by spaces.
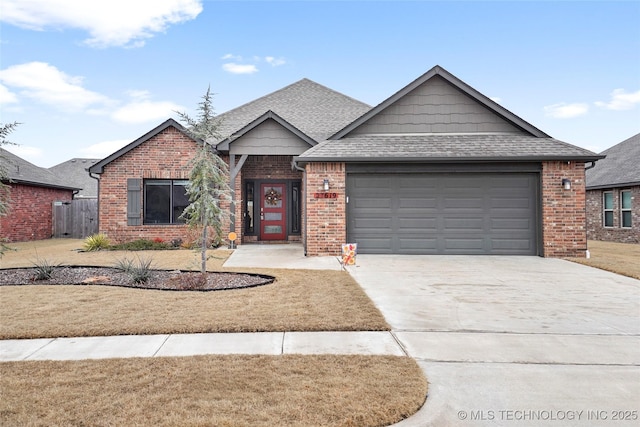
xmin=0 ymin=149 xmax=80 ymax=242
xmin=49 ymin=158 xmax=100 ymax=199
xmin=89 ymin=65 xmax=603 ymax=257
xmin=585 ymin=133 xmax=639 ymax=244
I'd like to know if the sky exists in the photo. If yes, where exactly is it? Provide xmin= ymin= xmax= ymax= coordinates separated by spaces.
xmin=1 ymin=0 xmax=639 ymax=168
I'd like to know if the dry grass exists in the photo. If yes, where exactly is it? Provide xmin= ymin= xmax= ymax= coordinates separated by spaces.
xmin=0 ymin=354 xmax=427 ymax=427
xmin=0 ymin=240 xmax=388 ymax=339
xmin=567 ymin=240 xmax=640 ymax=280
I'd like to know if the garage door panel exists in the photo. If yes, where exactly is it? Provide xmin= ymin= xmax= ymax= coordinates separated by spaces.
xmin=398 ymin=197 xmax=437 ymax=209
xmin=491 ymin=238 xmax=532 ymax=251
xmin=443 ymin=217 xmax=484 ymax=230
xmin=353 ymin=217 xmax=393 ymax=230
xmin=397 ymin=237 xmax=438 ymax=251
xmin=398 ymin=217 xmax=438 ymax=230
xmin=348 ymin=172 xmax=538 ymax=255
xmin=490 ymin=218 xmax=531 ymax=231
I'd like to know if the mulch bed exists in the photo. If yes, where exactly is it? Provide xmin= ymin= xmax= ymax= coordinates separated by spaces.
xmin=0 ymin=267 xmax=274 ymax=291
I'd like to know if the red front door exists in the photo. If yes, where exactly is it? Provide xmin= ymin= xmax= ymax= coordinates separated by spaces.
xmin=260 ymin=183 xmax=286 ymax=240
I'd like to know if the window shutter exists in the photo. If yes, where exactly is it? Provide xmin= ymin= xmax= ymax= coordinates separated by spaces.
xmin=127 ymin=178 xmax=142 ymax=226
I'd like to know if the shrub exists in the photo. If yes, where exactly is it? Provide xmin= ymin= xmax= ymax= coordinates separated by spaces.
xmin=84 ymin=234 xmax=111 ymax=251
xmin=114 ymin=255 xmax=154 ymax=284
xmin=32 ymin=258 xmax=60 ymax=280
xmin=110 ymin=239 xmax=171 ymax=251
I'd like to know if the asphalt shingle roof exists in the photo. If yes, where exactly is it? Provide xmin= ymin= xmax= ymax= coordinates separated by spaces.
xmin=297 ymin=134 xmax=603 ymax=162
xmin=586 ymin=132 xmax=640 ymax=189
xmin=49 ymin=158 xmax=100 ymax=197
xmin=214 ymin=78 xmax=371 ymax=144
xmin=1 ymin=149 xmax=80 ymax=190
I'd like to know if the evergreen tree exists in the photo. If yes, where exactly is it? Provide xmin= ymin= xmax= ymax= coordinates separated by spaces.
xmin=0 ymin=122 xmax=20 ymax=257
xmin=176 ymin=89 xmax=232 ymax=273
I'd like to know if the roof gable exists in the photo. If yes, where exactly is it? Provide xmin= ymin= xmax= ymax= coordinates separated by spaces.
xmin=586 ymin=132 xmax=640 ymax=189
xmin=89 ymin=118 xmax=195 ymax=174
xmin=216 ymin=110 xmax=316 ymax=153
xmin=331 ymin=65 xmax=549 ymax=139
xmin=49 ymin=158 xmax=100 ymax=198
xmin=1 ymin=149 xmax=80 ymax=191
xmin=215 ymin=78 xmax=371 ymax=144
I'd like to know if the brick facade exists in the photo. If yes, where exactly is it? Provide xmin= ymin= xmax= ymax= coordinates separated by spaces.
xmin=304 ymin=162 xmax=346 ymax=256
xmin=0 ymin=183 xmax=73 ymax=242
xmin=586 ymin=186 xmax=640 ymax=244
xmin=97 ymin=129 xmax=305 ymax=245
xmin=541 ymin=161 xmax=588 ymax=257
xmin=98 ymin=127 xmax=199 ymax=243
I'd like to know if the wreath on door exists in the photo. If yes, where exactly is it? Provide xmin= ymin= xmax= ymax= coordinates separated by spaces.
xmin=265 ymin=187 xmax=282 ymax=206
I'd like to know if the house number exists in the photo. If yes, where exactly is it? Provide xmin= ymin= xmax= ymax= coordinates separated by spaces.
xmin=313 ymin=192 xmax=338 ymax=199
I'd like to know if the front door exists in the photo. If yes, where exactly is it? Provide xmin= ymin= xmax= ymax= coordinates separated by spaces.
xmin=260 ymin=183 xmax=286 ymax=240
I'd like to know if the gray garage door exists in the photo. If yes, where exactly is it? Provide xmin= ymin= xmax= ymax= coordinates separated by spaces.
xmin=347 ymin=173 xmax=539 ymax=255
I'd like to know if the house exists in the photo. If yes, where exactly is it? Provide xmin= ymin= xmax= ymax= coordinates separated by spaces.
xmin=0 ymin=149 xmax=80 ymax=242
xmin=89 ymin=65 xmax=603 ymax=257
xmin=585 ymin=133 xmax=639 ymax=244
xmin=49 ymin=158 xmax=100 ymax=199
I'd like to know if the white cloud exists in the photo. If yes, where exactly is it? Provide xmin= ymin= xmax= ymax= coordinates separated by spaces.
xmin=221 ymin=53 xmax=242 ymax=61
xmin=5 ymin=144 xmax=44 ymax=164
xmin=265 ymin=56 xmax=286 ymax=67
xmin=595 ymin=88 xmax=640 ymax=111
xmin=0 ymin=83 xmax=18 ymax=104
xmin=220 ymin=55 xmax=287 ymax=75
xmin=222 ymin=63 xmax=259 ymax=75
xmin=543 ymin=102 xmax=589 ymax=119
xmin=79 ymin=139 xmax=131 ymax=158
xmin=0 ymin=61 xmax=113 ymax=112
xmin=111 ymin=99 xmax=184 ymax=123
xmin=0 ymin=0 xmax=203 ymax=48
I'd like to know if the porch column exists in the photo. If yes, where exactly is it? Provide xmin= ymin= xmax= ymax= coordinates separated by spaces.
xmin=229 ymin=153 xmax=248 ymax=234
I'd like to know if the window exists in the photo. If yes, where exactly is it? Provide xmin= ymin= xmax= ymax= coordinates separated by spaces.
xmin=603 ymin=191 xmax=614 ymax=227
xmin=245 ymin=181 xmax=255 ymax=234
xmin=621 ymin=190 xmax=632 ymax=228
xmin=144 ymin=180 xmax=189 ymax=224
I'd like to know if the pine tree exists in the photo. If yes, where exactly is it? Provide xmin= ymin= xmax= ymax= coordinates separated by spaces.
xmin=176 ymin=89 xmax=232 ymax=273
xmin=0 ymin=122 xmax=20 ymax=257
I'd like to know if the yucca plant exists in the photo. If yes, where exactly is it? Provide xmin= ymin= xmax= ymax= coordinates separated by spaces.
xmin=83 ymin=233 xmax=111 ymax=251
xmin=32 ymin=257 xmax=59 ymax=280
xmin=115 ymin=255 xmax=154 ymax=284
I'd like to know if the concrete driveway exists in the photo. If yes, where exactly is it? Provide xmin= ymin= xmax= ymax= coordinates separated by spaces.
xmin=348 ymin=255 xmax=640 ymax=427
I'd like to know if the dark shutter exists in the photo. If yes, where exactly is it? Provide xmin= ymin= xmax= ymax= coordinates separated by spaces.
xmin=127 ymin=178 xmax=142 ymax=226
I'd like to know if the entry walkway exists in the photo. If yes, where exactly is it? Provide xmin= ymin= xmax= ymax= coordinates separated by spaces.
xmin=1 ymin=331 xmax=404 ymax=361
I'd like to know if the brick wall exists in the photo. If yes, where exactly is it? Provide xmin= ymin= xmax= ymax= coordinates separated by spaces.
xmin=0 ymin=183 xmax=73 ymax=242
xmin=305 ymin=162 xmax=346 ymax=256
xmin=98 ymin=127 xmax=199 ymax=243
xmin=586 ymin=186 xmax=640 ymax=244
xmin=541 ymin=161 xmax=588 ymax=257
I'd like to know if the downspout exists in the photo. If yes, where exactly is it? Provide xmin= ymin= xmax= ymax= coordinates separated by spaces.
xmin=583 ymin=160 xmax=596 ymax=258
xmin=291 ymin=159 xmax=307 ymax=256
xmin=89 ymin=171 xmax=100 ymax=234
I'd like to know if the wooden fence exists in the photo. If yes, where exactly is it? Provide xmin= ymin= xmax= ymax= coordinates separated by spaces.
xmin=52 ymin=199 xmax=98 ymax=239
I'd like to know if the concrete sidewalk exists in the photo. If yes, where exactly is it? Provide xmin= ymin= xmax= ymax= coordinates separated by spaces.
xmin=0 ymin=331 xmax=405 ymax=361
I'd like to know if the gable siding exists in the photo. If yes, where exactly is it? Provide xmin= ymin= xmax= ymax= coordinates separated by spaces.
xmin=350 ymin=75 xmax=525 ymax=135
xmin=229 ymin=119 xmax=312 ymax=155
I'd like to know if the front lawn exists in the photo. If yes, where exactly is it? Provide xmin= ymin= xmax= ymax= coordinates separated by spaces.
xmin=0 ymin=240 xmax=426 ymax=427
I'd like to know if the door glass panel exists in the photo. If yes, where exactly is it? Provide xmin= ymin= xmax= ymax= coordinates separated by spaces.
xmin=264 ymin=225 xmax=282 ymax=234
xmin=265 ymin=213 xmax=282 ymax=221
